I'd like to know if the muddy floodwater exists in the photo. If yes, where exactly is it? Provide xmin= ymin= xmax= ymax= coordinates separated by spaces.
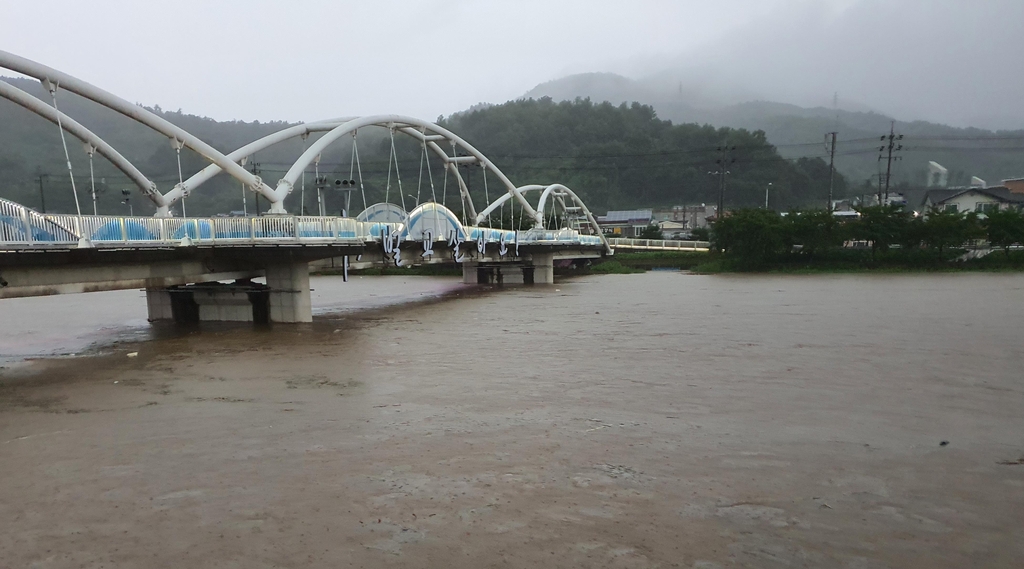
xmin=1 ymin=272 xmax=1023 ymax=567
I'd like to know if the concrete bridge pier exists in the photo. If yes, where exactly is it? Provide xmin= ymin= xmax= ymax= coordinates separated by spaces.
xmin=146 ymin=262 xmax=313 ymax=324
xmin=462 ymin=262 xmax=481 ymax=285
xmin=265 ymin=262 xmax=313 ymax=323
xmin=146 ymin=281 xmax=268 ymax=323
xmin=461 ymin=256 xmax=554 ymax=285
xmin=527 ymin=253 xmax=555 ymax=284
xmin=462 ymin=262 xmax=529 ymax=285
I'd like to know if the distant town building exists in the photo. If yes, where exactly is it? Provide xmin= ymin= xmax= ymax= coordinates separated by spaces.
xmin=657 ymin=220 xmax=688 ymax=239
xmin=597 ymin=209 xmax=653 ymax=237
xmin=1003 ymin=178 xmax=1024 ymax=194
xmin=651 ymin=204 xmax=716 ymax=229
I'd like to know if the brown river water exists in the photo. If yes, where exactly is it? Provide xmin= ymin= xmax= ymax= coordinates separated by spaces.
xmin=1 ymin=272 xmax=1022 ymax=567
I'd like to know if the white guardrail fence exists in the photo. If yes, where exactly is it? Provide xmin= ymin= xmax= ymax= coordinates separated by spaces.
xmin=606 ymin=238 xmax=710 ymax=251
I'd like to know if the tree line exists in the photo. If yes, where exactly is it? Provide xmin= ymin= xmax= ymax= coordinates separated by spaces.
xmin=712 ymin=206 xmax=1024 ymax=267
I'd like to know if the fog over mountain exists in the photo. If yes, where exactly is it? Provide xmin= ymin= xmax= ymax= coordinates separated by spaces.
xmin=517 ymin=0 xmax=1024 ymax=189
xmin=4 ymin=0 xmax=1019 ymax=128
xmin=541 ymin=0 xmax=1024 ymax=131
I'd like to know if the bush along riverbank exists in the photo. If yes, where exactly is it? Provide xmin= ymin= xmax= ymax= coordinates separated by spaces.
xmin=698 ymin=205 xmax=1024 ymax=273
xmin=693 ymin=248 xmax=1024 ymax=273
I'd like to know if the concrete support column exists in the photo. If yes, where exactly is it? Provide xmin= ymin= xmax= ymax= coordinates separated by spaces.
xmin=496 ymin=265 xmax=524 ymax=284
xmin=529 ymin=253 xmax=554 ymax=284
xmin=265 ymin=262 xmax=312 ymax=323
xmin=193 ymin=288 xmax=255 ymax=322
xmin=462 ymin=262 xmax=480 ymax=284
xmin=145 ymin=288 xmax=174 ymax=321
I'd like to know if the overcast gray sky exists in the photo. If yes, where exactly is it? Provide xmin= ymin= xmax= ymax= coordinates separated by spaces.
xmin=2 ymin=0 xmax=1020 ymax=128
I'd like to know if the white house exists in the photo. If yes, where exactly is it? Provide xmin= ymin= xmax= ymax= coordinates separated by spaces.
xmin=921 ymin=186 xmax=1024 ymax=215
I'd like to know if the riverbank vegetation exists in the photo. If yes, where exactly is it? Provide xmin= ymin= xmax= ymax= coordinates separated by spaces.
xmin=701 ymin=206 xmax=1024 ymax=272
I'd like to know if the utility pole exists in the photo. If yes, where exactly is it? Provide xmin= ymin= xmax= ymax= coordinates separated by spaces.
xmin=250 ymin=161 xmax=261 ymax=216
xmin=37 ymin=173 xmax=48 ymax=213
xmin=878 ymin=121 xmax=903 ymax=205
xmin=709 ymin=146 xmax=736 ymax=220
xmin=826 ymin=132 xmax=837 ymax=211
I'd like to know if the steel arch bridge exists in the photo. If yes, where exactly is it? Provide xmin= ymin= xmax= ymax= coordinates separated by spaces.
xmin=0 ymin=49 xmax=610 ymax=254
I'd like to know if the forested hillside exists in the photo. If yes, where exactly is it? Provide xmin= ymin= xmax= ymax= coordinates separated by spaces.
xmin=527 ymin=73 xmax=1024 ymax=191
xmin=440 ymin=98 xmax=844 ymax=211
xmin=1 ymin=77 xmax=842 ymax=216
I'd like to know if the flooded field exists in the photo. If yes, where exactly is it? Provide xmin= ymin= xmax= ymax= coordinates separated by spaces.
xmin=1 ymin=272 xmax=1022 ymax=567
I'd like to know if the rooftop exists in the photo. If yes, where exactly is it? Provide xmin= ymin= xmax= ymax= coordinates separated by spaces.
xmin=599 ymin=209 xmax=653 ymax=223
xmin=925 ymin=186 xmax=1024 ymax=205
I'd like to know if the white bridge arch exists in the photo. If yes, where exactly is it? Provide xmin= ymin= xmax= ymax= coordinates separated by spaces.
xmin=0 ymin=50 xmax=609 ymax=251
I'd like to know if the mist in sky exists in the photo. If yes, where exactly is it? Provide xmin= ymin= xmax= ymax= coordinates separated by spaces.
xmin=1 ymin=0 xmax=1020 ymax=129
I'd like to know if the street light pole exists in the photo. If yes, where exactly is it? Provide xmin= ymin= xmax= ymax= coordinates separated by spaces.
xmin=120 ymin=188 xmax=133 ymax=216
xmin=765 ymin=182 xmax=772 ymax=209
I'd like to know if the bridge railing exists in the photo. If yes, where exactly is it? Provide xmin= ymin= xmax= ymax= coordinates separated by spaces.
xmin=607 ymin=238 xmax=710 ymax=251
xmin=2 ymin=208 xmax=609 ymax=250
xmin=1 ymin=213 xmax=371 ymax=246
xmin=517 ymin=229 xmax=604 ymax=246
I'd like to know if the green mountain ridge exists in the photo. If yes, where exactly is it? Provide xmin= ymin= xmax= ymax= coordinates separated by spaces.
xmin=1 ymin=76 xmax=842 ymax=216
xmin=524 ymin=73 xmax=1024 ymax=192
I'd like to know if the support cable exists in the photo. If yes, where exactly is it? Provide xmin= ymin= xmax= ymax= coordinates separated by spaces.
xmin=424 ymin=140 xmax=438 ymax=203
xmin=300 ymin=133 xmax=308 ymax=215
xmin=384 ymin=128 xmax=395 ymax=206
xmin=239 ymin=156 xmax=247 ymax=215
xmin=47 ymin=82 xmax=84 ymax=220
xmin=451 ymin=141 xmax=468 ymax=225
xmin=441 ymin=156 xmax=449 ymax=207
xmin=87 ymin=146 xmax=97 ymax=215
xmin=314 ymin=153 xmax=323 ymax=216
xmin=351 ymin=132 xmax=367 ymax=212
xmin=174 ymin=141 xmax=186 ymax=220
xmin=416 ymin=138 xmax=425 ymax=207
xmin=388 ymin=127 xmax=407 ymax=212
xmin=482 ymin=164 xmax=490 ymax=227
